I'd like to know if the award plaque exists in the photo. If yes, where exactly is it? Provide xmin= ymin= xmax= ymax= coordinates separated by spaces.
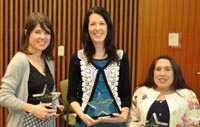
xmin=87 ymin=92 xmax=118 ymax=119
xmin=33 ymin=85 xmax=62 ymax=114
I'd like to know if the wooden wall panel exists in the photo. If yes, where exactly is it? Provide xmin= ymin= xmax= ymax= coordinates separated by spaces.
xmin=0 ymin=0 xmax=136 ymax=126
xmin=136 ymin=0 xmax=200 ymax=100
xmin=0 ymin=0 xmax=2 ymax=80
xmin=0 ymin=0 xmax=2 ymax=125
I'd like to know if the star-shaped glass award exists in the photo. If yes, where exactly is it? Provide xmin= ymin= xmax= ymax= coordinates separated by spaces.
xmin=33 ymin=84 xmax=52 ymax=103
xmin=33 ymin=84 xmax=62 ymax=114
xmin=87 ymin=92 xmax=114 ymax=119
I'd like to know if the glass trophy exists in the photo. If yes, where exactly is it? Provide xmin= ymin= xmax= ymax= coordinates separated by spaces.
xmin=51 ymin=91 xmax=62 ymax=114
xmin=33 ymin=85 xmax=62 ymax=114
xmin=145 ymin=113 xmax=168 ymax=127
xmin=87 ymin=92 xmax=118 ymax=119
xmin=32 ymin=85 xmax=52 ymax=103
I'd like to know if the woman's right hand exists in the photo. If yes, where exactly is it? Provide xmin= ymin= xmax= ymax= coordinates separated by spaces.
xmin=32 ymin=103 xmax=57 ymax=120
xmin=79 ymin=113 xmax=101 ymax=126
xmin=22 ymin=103 xmax=57 ymax=120
xmin=70 ymin=102 xmax=101 ymax=126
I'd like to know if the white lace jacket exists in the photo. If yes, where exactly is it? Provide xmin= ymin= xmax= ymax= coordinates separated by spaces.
xmin=78 ymin=49 xmax=123 ymax=111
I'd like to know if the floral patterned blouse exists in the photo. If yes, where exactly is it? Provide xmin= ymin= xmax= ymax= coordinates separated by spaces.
xmin=126 ymin=86 xmax=200 ymax=127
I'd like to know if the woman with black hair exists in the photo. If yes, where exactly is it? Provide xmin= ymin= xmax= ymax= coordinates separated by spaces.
xmin=126 ymin=55 xmax=200 ymax=127
xmin=67 ymin=6 xmax=131 ymax=127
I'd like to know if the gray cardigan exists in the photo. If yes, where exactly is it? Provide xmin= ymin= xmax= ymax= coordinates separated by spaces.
xmin=0 ymin=52 xmax=56 ymax=127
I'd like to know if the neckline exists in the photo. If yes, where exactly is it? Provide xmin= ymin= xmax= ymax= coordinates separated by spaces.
xmin=154 ymin=88 xmax=176 ymax=95
xmin=92 ymin=58 xmax=108 ymax=61
xmin=156 ymin=100 xmax=166 ymax=103
xmin=29 ymin=61 xmax=47 ymax=76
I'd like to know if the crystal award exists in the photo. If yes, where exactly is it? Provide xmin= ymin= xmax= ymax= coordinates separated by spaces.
xmin=145 ymin=113 xmax=168 ymax=127
xmin=32 ymin=84 xmax=52 ymax=103
xmin=87 ymin=92 xmax=118 ymax=119
xmin=33 ymin=85 xmax=62 ymax=114
xmin=51 ymin=91 xmax=62 ymax=114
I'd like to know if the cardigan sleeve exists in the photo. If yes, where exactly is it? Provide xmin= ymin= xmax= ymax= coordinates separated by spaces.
xmin=118 ymin=52 xmax=132 ymax=108
xmin=67 ymin=52 xmax=82 ymax=104
xmin=0 ymin=52 xmax=28 ymax=111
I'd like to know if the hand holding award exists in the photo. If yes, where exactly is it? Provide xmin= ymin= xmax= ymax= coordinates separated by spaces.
xmin=33 ymin=85 xmax=62 ymax=114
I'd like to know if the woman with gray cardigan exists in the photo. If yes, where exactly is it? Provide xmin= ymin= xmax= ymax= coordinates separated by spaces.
xmin=0 ymin=12 xmax=64 ymax=127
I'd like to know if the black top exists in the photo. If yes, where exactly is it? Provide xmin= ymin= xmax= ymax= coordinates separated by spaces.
xmin=27 ymin=62 xmax=54 ymax=104
xmin=146 ymin=100 xmax=170 ymax=127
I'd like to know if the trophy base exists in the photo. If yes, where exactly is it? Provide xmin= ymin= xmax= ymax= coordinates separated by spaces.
xmin=46 ymin=106 xmax=62 ymax=114
xmin=92 ymin=114 xmax=114 ymax=119
xmin=56 ymin=107 xmax=62 ymax=114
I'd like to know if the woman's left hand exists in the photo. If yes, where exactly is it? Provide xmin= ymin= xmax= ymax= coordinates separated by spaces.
xmin=99 ymin=112 xmax=128 ymax=123
xmin=47 ymin=105 xmax=65 ymax=118
xmin=98 ymin=107 xmax=129 ymax=123
xmin=57 ymin=105 xmax=64 ymax=112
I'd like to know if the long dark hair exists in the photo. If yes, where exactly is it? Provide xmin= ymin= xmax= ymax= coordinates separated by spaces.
xmin=20 ymin=12 xmax=54 ymax=60
xmin=139 ymin=55 xmax=191 ymax=90
xmin=82 ymin=6 xmax=119 ymax=63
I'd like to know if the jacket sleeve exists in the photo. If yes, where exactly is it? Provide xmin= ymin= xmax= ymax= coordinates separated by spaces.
xmin=119 ymin=52 xmax=132 ymax=108
xmin=186 ymin=90 xmax=200 ymax=126
xmin=126 ymin=88 xmax=146 ymax=127
xmin=67 ymin=53 xmax=81 ymax=104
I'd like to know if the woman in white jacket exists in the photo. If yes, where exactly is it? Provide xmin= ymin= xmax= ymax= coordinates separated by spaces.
xmin=126 ymin=55 xmax=200 ymax=127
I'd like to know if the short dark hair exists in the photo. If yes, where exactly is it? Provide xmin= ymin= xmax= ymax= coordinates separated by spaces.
xmin=140 ymin=55 xmax=191 ymax=90
xmin=20 ymin=12 xmax=54 ymax=60
xmin=82 ymin=6 xmax=118 ymax=63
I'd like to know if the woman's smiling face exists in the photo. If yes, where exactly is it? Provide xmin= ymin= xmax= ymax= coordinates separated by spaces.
xmin=154 ymin=58 xmax=174 ymax=90
xmin=88 ymin=13 xmax=108 ymax=45
xmin=28 ymin=24 xmax=51 ymax=54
